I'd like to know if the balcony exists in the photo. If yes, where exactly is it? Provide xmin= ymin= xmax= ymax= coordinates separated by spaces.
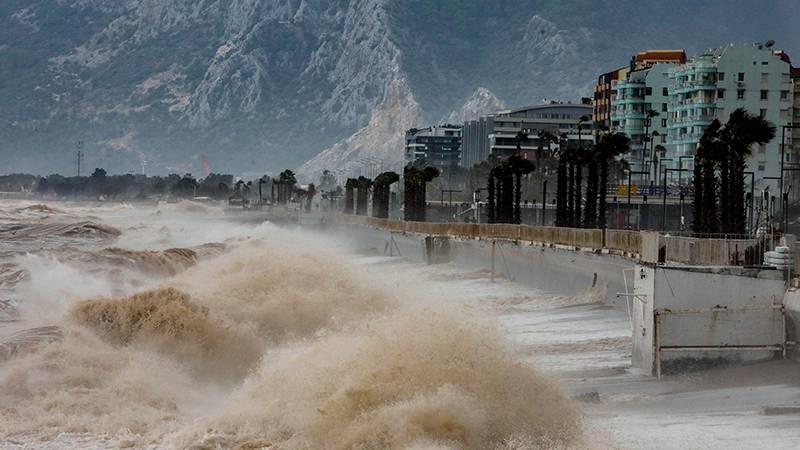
xmin=670 ymin=82 xmax=717 ymax=95
xmin=611 ymin=112 xmax=646 ymax=121
xmin=668 ymin=100 xmax=717 ymax=113
xmin=615 ymin=97 xmax=646 ymax=105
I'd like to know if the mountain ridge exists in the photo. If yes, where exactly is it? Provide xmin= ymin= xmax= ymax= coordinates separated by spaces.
xmin=1 ymin=0 xmax=798 ymax=177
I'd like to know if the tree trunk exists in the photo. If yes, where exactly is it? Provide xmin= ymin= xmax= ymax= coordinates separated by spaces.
xmin=514 ymin=172 xmax=522 ymax=224
xmin=598 ymin=159 xmax=609 ymax=229
xmin=731 ymin=152 xmax=747 ymax=234
xmin=487 ymin=174 xmax=496 ymax=224
xmin=584 ymin=160 xmax=598 ymax=228
xmin=575 ymin=162 xmax=583 ymax=228
xmin=417 ymin=177 xmax=428 ymax=222
xmin=719 ymin=158 xmax=730 ymax=234
xmin=703 ymin=159 xmax=719 ymax=233
xmin=404 ymin=176 xmax=414 ymax=221
xmin=556 ymin=160 xmax=567 ymax=227
xmin=567 ymin=161 xmax=575 ymax=227
xmin=503 ymin=170 xmax=514 ymax=224
xmin=344 ymin=185 xmax=354 ymax=214
xmin=692 ymin=157 xmax=704 ymax=233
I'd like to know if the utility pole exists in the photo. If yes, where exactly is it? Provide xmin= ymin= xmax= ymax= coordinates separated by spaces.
xmin=75 ymin=141 xmax=84 ymax=177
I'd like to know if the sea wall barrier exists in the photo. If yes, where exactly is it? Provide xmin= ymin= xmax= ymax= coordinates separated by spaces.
xmin=329 ymin=216 xmax=796 ymax=374
xmin=336 ymin=215 xmax=768 ymax=267
xmin=329 ymin=217 xmax=633 ymax=305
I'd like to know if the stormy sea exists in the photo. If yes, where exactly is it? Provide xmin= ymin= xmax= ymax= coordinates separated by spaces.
xmin=0 ymin=200 xmax=580 ymax=449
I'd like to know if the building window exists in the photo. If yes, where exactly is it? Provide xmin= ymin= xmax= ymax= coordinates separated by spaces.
xmin=717 ymin=89 xmax=725 ymax=99
xmin=662 ymin=103 xmax=668 ymax=112
xmin=645 ymin=87 xmax=652 ymax=96
xmin=662 ymin=87 xmax=668 ymax=96
xmin=761 ymin=90 xmax=768 ymax=100
xmin=737 ymin=89 xmax=745 ymax=99
xmin=738 ymin=72 xmax=745 ymax=82
xmin=718 ymin=72 xmax=725 ymax=81
xmin=760 ymin=108 xmax=767 ymax=118
xmin=781 ymin=90 xmax=789 ymax=100
xmin=761 ymin=73 xmax=769 ymax=84
xmin=758 ymin=163 xmax=766 ymax=171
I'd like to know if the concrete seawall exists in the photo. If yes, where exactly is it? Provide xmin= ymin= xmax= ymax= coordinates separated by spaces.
xmin=326 ymin=220 xmax=795 ymax=374
xmin=331 ymin=222 xmax=634 ymax=308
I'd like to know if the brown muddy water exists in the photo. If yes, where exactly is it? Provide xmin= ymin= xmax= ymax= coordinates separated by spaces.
xmin=0 ymin=200 xmax=581 ymax=449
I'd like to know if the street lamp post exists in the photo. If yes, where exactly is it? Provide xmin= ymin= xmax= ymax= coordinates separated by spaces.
xmin=627 ymin=170 xmax=650 ymax=229
xmin=744 ymin=171 xmax=755 ymax=235
xmin=678 ymin=156 xmax=694 ymax=186
xmin=764 ymin=176 xmax=782 ymax=233
xmin=781 ymin=167 xmax=800 ymax=233
xmin=779 ymin=125 xmax=798 ymax=231
xmin=648 ymin=130 xmax=660 ymax=182
xmin=662 ymin=167 xmax=689 ymax=231
xmin=541 ymin=179 xmax=548 ymax=226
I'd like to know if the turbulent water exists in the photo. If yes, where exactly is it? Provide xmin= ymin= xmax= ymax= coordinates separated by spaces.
xmin=0 ymin=200 xmax=579 ymax=449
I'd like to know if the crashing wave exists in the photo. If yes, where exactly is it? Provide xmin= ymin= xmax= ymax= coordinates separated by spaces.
xmin=70 ymin=287 xmax=261 ymax=379
xmin=13 ymin=204 xmax=66 ymax=216
xmin=0 ymin=221 xmax=121 ymax=240
xmin=0 ymin=326 xmax=63 ymax=362
xmin=96 ymin=248 xmax=199 ymax=276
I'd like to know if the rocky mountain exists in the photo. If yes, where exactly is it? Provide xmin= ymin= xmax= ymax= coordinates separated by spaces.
xmin=299 ymin=75 xmax=422 ymax=181
xmin=1 ymin=0 xmax=798 ymax=178
xmin=445 ymin=88 xmax=507 ymax=125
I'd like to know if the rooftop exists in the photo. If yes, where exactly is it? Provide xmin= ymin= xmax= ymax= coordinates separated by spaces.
xmin=635 ymin=49 xmax=687 ymax=64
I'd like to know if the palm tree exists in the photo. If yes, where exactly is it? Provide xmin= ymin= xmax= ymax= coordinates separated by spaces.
xmin=404 ymin=164 xmax=439 ymax=222
xmin=642 ymin=109 xmax=660 ymax=174
xmin=403 ymin=166 xmax=418 ymax=221
xmin=720 ymin=108 xmax=776 ymax=234
xmin=508 ymin=155 xmax=536 ymax=224
xmin=555 ymin=154 xmax=567 ymax=227
xmin=355 ymin=176 xmax=372 ymax=215
xmin=574 ymin=116 xmax=591 ymax=227
xmin=583 ymin=144 xmax=600 ymax=228
xmin=693 ymin=119 xmax=724 ymax=233
xmin=274 ymin=169 xmax=297 ymax=204
xmin=487 ymin=167 xmax=497 ymax=223
xmin=305 ymin=183 xmax=316 ymax=212
xmin=537 ymin=130 xmax=558 ymax=161
xmin=565 ymin=146 xmax=576 ymax=227
xmin=372 ymin=171 xmax=399 ymax=218
xmin=692 ymin=153 xmax=704 ymax=233
xmin=344 ymin=178 xmax=357 ymax=214
xmin=596 ymin=132 xmax=631 ymax=229
xmin=419 ymin=167 xmax=440 ymax=222
xmin=554 ymin=133 xmax=570 ymax=226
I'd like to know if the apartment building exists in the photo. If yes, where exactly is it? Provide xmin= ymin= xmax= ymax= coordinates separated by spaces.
xmin=462 ymin=101 xmax=593 ymax=166
xmin=666 ymin=44 xmax=793 ymax=189
xmin=608 ymin=50 xmax=686 ymax=177
xmin=404 ymin=125 xmax=462 ymax=171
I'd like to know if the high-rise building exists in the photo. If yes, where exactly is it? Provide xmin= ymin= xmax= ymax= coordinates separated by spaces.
xmin=787 ymin=66 xmax=800 ymax=196
xmin=602 ymin=45 xmax=794 ymax=191
xmin=462 ymin=116 xmax=494 ymax=169
xmin=608 ymin=50 xmax=686 ymax=177
xmin=790 ymin=66 xmax=800 ymax=157
xmin=461 ymin=101 xmax=593 ymax=167
xmin=666 ymin=44 xmax=793 ymax=190
xmin=593 ymin=66 xmax=627 ymax=132
xmin=404 ymin=125 xmax=462 ymax=171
